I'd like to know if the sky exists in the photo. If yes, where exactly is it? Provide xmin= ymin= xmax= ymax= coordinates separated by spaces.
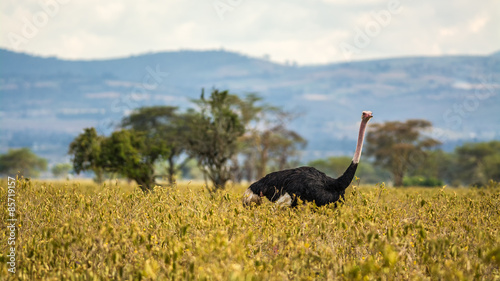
xmin=0 ymin=0 xmax=499 ymax=65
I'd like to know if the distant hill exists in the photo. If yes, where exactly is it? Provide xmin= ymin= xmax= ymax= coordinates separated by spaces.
xmin=491 ymin=50 xmax=500 ymax=57
xmin=1 ymin=48 xmax=499 ymax=165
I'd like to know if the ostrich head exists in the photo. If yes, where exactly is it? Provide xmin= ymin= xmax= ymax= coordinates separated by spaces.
xmin=242 ymin=188 xmax=262 ymax=206
xmin=362 ymin=111 xmax=373 ymax=121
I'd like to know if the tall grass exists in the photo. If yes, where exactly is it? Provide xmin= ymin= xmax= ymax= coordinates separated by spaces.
xmin=1 ymin=179 xmax=499 ymax=280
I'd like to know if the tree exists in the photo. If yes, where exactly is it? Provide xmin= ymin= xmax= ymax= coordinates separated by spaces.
xmin=230 ymin=93 xmax=273 ymax=182
xmin=69 ymin=127 xmax=168 ymax=192
xmin=51 ymin=163 xmax=72 ymax=178
xmin=236 ymin=95 xmax=306 ymax=181
xmin=266 ymin=123 xmax=307 ymax=172
xmin=99 ymin=130 xmax=158 ymax=192
xmin=407 ymin=149 xmax=455 ymax=185
xmin=455 ymin=141 xmax=500 ymax=186
xmin=242 ymin=123 xmax=306 ymax=180
xmin=0 ymin=148 xmax=47 ymax=177
xmin=121 ymin=106 xmax=188 ymax=185
xmin=186 ymin=89 xmax=245 ymax=191
xmin=365 ymin=119 xmax=441 ymax=186
xmin=68 ymin=128 xmax=104 ymax=183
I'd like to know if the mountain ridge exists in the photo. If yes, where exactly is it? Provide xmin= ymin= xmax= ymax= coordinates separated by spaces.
xmin=1 ymin=48 xmax=499 ymax=164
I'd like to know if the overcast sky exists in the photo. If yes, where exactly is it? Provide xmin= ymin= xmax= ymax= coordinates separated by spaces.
xmin=1 ymin=0 xmax=499 ymax=64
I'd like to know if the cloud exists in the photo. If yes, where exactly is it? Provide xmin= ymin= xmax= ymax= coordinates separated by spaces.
xmin=468 ymin=15 xmax=488 ymax=33
xmin=85 ymin=92 xmax=121 ymax=99
xmin=0 ymin=0 xmax=498 ymax=64
xmin=303 ymin=94 xmax=330 ymax=101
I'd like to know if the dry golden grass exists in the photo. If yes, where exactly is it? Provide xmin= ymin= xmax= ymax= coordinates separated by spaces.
xmin=1 ymin=178 xmax=499 ymax=280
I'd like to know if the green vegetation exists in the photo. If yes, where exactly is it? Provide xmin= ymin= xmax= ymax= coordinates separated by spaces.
xmin=0 ymin=148 xmax=47 ymax=178
xmin=308 ymin=156 xmax=386 ymax=184
xmin=99 ymin=129 xmax=158 ymax=192
xmin=69 ymin=112 xmax=178 ymax=192
xmin=455 ymin=141 xmax=500 ymax=186
xmin=365 ymin=120 xmax=441 ymax=187
xmin=186 ymin=89 xmax=245 ymax=191
xmin=68 ymin=128 xmax=104 ymax=183
xmin=312 ymin=139 xmax=500 ymax=187
xmin=303 ymin=118 xmax=499 ymax=187
xmin=1 ymin=179 xmax=499 ymax=280
xmin=121 ymin=106 xmax=188 ymax=186
xmin=67 ymin=89 xmax=305 ymax=192
xmin=402 ymin=176 xmax=443 ymax=187
xmin=51 ymin=163 xmax=72 ymax=179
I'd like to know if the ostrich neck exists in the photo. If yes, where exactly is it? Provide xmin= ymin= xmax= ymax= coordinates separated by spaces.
xmin=352 ymin=119 xmax=369 ymax=164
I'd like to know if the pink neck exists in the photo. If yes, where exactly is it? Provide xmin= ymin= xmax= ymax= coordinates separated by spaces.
xmin=352 ymin=119 xmax=369 ymax=164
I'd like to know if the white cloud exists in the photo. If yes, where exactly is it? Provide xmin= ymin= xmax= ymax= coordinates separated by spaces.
xmin=468 ymin=15 xmax=488 ymax=33
xmin=439 ymin=27 xmax=457 ymax=37
xmin=95 ymin=2 xmax=125 ymax=22
xmin=303 ymin=94 xmax=329 ymax=101
xmin=0 ymin=0 xmax=498 ymax=64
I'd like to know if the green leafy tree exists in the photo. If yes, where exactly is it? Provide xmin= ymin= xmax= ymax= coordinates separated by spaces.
xmin=68 ymin=128 xmax=104 ymax=183
xmin=51 ymin=163 xmax=72 ymax=178
xmin=121 ymin=106 xmax=188 ymax=185
xmin=455 ymin=141 xmax=500 ymax=186
xmin=69 ymin=127 xmax=168 ymax=192
xmin=365 ymin=120 xmax=441 ymax=186
xmin=186 ymin=89 xmax=245 ymax=191
xmin=99 ymin=130 xmax=158 ymax=192
xmin=0 ymin=148 xmax=47 ymax=177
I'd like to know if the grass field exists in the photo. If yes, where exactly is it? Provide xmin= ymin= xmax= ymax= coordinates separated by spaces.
xmin=1 ymin=178 xmax=499 ymax=280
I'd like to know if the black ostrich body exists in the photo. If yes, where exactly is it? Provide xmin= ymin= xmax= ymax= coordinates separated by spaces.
xmin=243 ymin=111 xmax=372 ymax=207
xmin=247 ymin=162 xmax=358 ymax=207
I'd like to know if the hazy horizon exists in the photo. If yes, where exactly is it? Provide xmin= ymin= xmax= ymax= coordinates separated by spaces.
xmin=1 ymin=45 xmax=499 ymax=65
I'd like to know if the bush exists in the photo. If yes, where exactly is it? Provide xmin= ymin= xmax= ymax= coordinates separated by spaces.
xmin=403 ymin=176 xmax=443 ymax=187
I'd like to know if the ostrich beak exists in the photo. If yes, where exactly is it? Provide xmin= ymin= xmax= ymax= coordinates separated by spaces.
xmin=243 ymin=188 xmax=262 ymax=206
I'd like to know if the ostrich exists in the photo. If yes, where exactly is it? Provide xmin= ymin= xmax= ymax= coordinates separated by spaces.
xmin=242 ymin=111 xmax=373 ymax=207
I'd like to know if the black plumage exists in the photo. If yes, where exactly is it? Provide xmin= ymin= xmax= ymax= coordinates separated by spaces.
xmin=243 ymin=110 xmax=373 ymax=207
xmin=247 ymin=162 xmax=358 ymax=207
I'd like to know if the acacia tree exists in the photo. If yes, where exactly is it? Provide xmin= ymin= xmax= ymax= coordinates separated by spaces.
xmin=68 ymin=128 xmax=104 ymax=183
xmin=121 ymin=106 xmax=189 ymax=185
xmin=186 ymin=89 xmax=245 ymax=191
xmin=0 ymin=148 xmax=47 ymax=178
xmin=365 ymin=119 xmax=441 ymax=186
